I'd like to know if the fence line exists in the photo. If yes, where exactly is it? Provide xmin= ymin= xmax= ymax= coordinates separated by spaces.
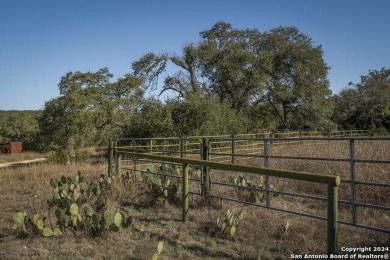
xmin=207 ymin=136 xmax=390 ymax=233
xmin=111 ymin=147 xmax=340 ymax=254
xmin=112 ymin=134 xmax=390 ymax=234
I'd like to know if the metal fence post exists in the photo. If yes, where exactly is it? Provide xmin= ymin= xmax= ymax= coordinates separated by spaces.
xmin=231 ymin=135 xmax=236 ymax=164
xmin=182 ymin=163 xmax=189 ymax=222
xmin=263 ymin=138 xmax=269 ymax=168
xmin=202 ymin=138 xmax=210 ymax=200
xmin=108 ymin=138 xmax=113 ymax=176
xmin=113 ymin=140 xmax=121 ymax=177
xmin=116 ymin=154 xmax=122 ymax=177
xmin=180 ymin=139 xmax=185 ymax=158
xmin=185 ymin=139 xmax=188 ymax=158
xmin=327 ymin=180 xmax=339 ymax=254
xmin=264 ymin=138 xmax=270 ymax=207
xmin=131 ymin=140 xmax=137 ymax=171
xmin=299 ymin=131 xmax=303 ymax=145
xmin=349 ymin=138 xmax=357 ymax=225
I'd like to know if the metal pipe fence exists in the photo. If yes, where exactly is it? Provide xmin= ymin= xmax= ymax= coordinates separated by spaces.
xmin=108 ymin=131 xmax=389 ymax=252
xmin=111 ymin=148 xmax=340 ymax=254
xmin=206 ymin=136 xmax=390 ymax=233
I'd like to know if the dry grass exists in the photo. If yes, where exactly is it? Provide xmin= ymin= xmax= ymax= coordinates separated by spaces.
xmin=238 ymin=140 xmax=390 ymax=230
xmin=0 ymin=141 xmax=389 ymax=259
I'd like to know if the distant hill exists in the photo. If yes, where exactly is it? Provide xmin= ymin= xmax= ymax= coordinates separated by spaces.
xmin=0 ymin=110 xmax=41 ymax=126
xmin=0 ymin=110 xmax=42 ymax=114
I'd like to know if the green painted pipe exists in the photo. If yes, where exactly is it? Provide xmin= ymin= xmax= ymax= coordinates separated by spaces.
xmin=182 ymin=163 xmax=189 ymax=222
xmin=116 ymin=151 xmax=340 ymax=186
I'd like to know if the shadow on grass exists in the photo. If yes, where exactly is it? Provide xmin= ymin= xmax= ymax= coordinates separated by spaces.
xmin=184 ymin=243 xmax=243 ymax=260
xmin=132 ymin=223 xmax=244 ymax=260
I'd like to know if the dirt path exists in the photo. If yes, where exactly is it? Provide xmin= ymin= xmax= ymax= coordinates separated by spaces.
xmin=0 ymin=158 xmax=47 ymax=169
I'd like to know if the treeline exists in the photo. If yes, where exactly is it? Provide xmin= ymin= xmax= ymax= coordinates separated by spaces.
xmin=0 ymin=110 xmax=41 ymax=149
xmin=1 ymin=22 xmax=389 ymax=152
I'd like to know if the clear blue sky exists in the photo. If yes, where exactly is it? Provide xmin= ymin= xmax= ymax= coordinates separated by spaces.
xmin=1 ymin=0 xmax=389 ymax=110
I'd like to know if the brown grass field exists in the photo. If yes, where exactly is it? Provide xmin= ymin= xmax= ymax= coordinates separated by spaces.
xmin=0 ymin=140 xmax=389 ymax=259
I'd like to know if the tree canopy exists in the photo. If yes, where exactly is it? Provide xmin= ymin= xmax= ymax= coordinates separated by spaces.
xmin=0 ymin=110 xmax=40 ymax=149
xmin=7 ymin=21 xmax=388 ymax=152
xmin=131 ymin=21 xmax=333 ymax=130
xmin=333 ymin=68 xmax=390 ymax=130
xmin=256 ymin=26 xmax=333 ymax=129
xmin=39 ymin=68 xmax=143 ymax=152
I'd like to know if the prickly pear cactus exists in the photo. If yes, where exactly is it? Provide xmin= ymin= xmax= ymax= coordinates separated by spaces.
xmin=12 ymin=171 xmax=134 ymax=238
xmin=42 ymin=227 xmax=62 ymax=237
xmin=103 ymin=209 xmax=114 ymax=228
xmin=12 ymin=211 xmax=27 ymax=232
xmin=13 ymin=211 xmax=62 ymax=237
xmin=152 ymin=241 xmax=164 ymax=260
xmin=32 ymin=214 xmax=44 ymax=230
xmin=229 ymin=175 xmax=278 ymax=203
xmin=147 ymin=164 xmax=180 ymax=204
xmin=114 ymin=212 xmax=123 ymax=228
xmin=216 ymin=209 xmax=246 ymax=238
xmin=49 ymin=173 xmax=88 ymax=205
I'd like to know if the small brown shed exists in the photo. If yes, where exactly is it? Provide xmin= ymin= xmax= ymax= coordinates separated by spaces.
xmin=1 ymin=142 xmax=23 ymax=154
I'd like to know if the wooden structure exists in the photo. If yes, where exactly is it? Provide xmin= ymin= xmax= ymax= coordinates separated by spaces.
xmin=0 ymin=142 xmax=22 ymax=154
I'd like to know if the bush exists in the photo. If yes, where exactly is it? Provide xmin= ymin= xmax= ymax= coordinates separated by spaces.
xmin=126 ymin=96 xmax=248 ymax=138
xmin=169 ymin=96 xmax=248 ymax=137
xmin=125 ymin=99 xmax=175 ymax=138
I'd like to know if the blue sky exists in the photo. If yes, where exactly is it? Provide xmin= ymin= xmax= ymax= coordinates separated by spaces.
xmin=0 ymin=0 xmax=389 ymax=110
